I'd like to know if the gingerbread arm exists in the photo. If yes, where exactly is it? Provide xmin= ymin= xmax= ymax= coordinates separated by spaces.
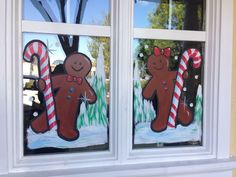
xmin=37 ymin=78 xmax=46 ymax=92
xmin=142 ymin=79 xmax=156 ymax=100
xmin=183 ymin=70 xmax=189 ymax=79
xmin=170 ymin=70 xmax=177 ymax=79
xmin=82 ymin=80 xmax=97 ymax=104
xmin=51 ymin=75 xmax=66 ymax=89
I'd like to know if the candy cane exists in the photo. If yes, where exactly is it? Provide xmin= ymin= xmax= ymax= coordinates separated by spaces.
xmin=167 ymin=49 xmax=202 ymax=128
xmin=23 ymin=40 xmax=57 ymax=130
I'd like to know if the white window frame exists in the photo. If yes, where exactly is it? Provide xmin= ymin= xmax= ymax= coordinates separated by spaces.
xmin=0 ymin=0 xmax=236 ymax=177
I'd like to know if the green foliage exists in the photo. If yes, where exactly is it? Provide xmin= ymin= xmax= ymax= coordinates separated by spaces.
xmin=133 ymin=60 xmax=156 ymax=124
xmin=87 ymin=13 xmax=110 ymax=77
xmin=77 ymin=75 xmax=108 ymax=128
xmin=87 ymin=37 xmax=110 ymax=77
xmin=87 ymin=76 xmax=108 ymax=127
xmin=77 ymin=102 xmax=88 ymax=128
xmin=148 ymin=0 xmax=185 ymax=30
xmin=194 ymin=85 xmax=202 ymax=125
xmin=24 ymin=80 xmax=35 ymax=89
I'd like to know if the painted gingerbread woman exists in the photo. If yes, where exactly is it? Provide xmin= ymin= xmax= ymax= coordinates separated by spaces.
xmin=142 ymin=47 xmax=193 ymax=132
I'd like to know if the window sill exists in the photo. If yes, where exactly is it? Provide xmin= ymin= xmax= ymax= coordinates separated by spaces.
xmin=3 ymin=157 xmax=236 ymax=177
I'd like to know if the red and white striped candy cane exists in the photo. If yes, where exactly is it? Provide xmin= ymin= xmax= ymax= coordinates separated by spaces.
xmin=23 ymin=40 xmax=57 ymax=130
xmin=167 ymin=49 xmax=202 ymax=128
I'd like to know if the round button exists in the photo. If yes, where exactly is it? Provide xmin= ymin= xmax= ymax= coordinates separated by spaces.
xmin=69 ymin=87 xmax=75 ymax=93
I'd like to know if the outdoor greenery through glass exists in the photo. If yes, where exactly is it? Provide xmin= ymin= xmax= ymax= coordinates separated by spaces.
xmin=134 ymin=0 xmax=205 ymax=31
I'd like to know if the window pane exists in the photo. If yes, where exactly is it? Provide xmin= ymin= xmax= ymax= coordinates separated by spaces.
xmin=23 ymin=0 xmax=110 ymax=26
xmin=133 ymin=39 xmax=204 ymax=149
xmin=134 ymin=0 xmax=205 ymax=31
xmin=23 ymin=33 xmax=110 ymax=155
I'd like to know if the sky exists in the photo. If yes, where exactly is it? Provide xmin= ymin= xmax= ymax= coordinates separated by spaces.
xmin=23 ymin=0 xmax=110 ymax=25
xmin=134 ymin=0 xmax=158 ymax=28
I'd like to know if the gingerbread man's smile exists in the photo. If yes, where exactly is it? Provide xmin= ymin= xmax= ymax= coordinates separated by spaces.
xmin=71 ymin=65 xmax=84 ymax=72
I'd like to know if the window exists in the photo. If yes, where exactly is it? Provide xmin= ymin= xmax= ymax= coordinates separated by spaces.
xmin=133 ymin=0 xmax=205 ymax=149
xmin=2 ymin=0 xmax=234 ymax=176
xmin=22 ymin=0 xmax=111 ymax=155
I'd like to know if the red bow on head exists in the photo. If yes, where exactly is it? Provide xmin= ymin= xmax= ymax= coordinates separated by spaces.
xmin=67 ymin=75 xmax=83 ymax=85
xmin=154 ymin=47 xmax=171 ymax=58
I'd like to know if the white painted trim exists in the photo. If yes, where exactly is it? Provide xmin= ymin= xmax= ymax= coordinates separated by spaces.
xmin=5 ymin=158 xmax=236 ymax=177
xmin=22 ymin=21 xmax=111 ymax=37
xmin=116 ymin=0 xmax=133 ymax=162
xmin=0 ymin=0 xmax=8 ymax=174
xmin=9 ymin=0 xmax=117 ymax=171
xmin=134 ymin=28 xmax=206 ymax=41
xmin=108 ymin=0 xmax=118 ymax=163
xmin=129 ymin=0 xmax=218 ymax=161
xmin=217 ymin=0 xmax=233 ymax=159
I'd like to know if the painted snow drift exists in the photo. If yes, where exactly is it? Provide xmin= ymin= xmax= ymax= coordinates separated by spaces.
xmin=27 ymin=126 xmax=107 ymax=149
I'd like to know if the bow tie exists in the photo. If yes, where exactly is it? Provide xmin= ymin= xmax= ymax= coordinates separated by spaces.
xmin=154 ymin=47 xmax=171 ymax=58
xmin=67 ymin=75 xmax=83 ymax=85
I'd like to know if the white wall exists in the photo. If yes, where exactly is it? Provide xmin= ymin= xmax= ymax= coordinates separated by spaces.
xmin=0 ymin=0 xmax=8 ymax=174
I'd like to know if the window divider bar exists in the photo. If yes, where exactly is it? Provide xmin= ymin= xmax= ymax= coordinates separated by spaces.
xmin=134 ymin=28 xmax=206 ymax=42
xmin=22 ymin=21 xmax=111 ymax=37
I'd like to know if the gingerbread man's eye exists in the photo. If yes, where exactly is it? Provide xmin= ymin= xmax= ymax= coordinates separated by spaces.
xmin=74 ymin=61 xmax=77 ymax=65
xmin=79 ymin=62 xmax=82 ymax=66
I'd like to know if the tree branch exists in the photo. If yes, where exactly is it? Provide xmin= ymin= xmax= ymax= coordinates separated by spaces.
xmin=31 ymin=0 xmax=53 ymax=22
xmin=60 ymin=0 xmax=66 ymax=23
xmin=72 ymin=0 xmax=86 ymax=52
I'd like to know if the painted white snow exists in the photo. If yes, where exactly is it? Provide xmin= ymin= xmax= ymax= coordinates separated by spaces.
xmin=197 ymin=84 xmax=202 ymax=97
xmin=96 ymin=45 xmax=106 ymax=81
xmin=27 ymin=125 xmax=108 ymax=149
xmin=143 ymin=100 xmax=155 ymax=122
xmin=134 ymin=122 xmax=201 ymax=144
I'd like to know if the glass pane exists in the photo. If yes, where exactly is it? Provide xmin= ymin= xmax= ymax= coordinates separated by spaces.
xmin=23 ymin=33 xmax=110 ymax=155
xmin=23 ymin=0 xmax=110 ymax=26
xmin=134 ymin=0 xmax=205 ymax=31
xmin=133 ymin=38 xmax=204 ymax=149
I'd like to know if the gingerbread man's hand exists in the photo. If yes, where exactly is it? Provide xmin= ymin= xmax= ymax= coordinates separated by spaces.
xmin=37 ymin=78 xmax=46 ymax=91
xmin=183 ymin=71 xmax=189 ymax=79
xmin=85 ymin=90 xmax=97 ymax=104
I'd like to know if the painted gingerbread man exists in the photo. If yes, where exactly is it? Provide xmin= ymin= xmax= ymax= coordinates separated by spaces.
xmin=32 ymin=52 xmax=97 ymax=141
xmin=142 ymin=47 xmax=193 ymax=132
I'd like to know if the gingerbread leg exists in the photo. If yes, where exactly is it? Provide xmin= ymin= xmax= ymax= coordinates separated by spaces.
xmin=31 ymin=111 xmax=49 ymax=133
xmin=57 ymin=106 xmax=80 ymax=141
xmin=177 ymin=99 xmax=193 ymax=126
xmin=151 ymin=94 xmax=170 ymax=132
xmin=57 ymin=119 xmax=79 ymax=141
